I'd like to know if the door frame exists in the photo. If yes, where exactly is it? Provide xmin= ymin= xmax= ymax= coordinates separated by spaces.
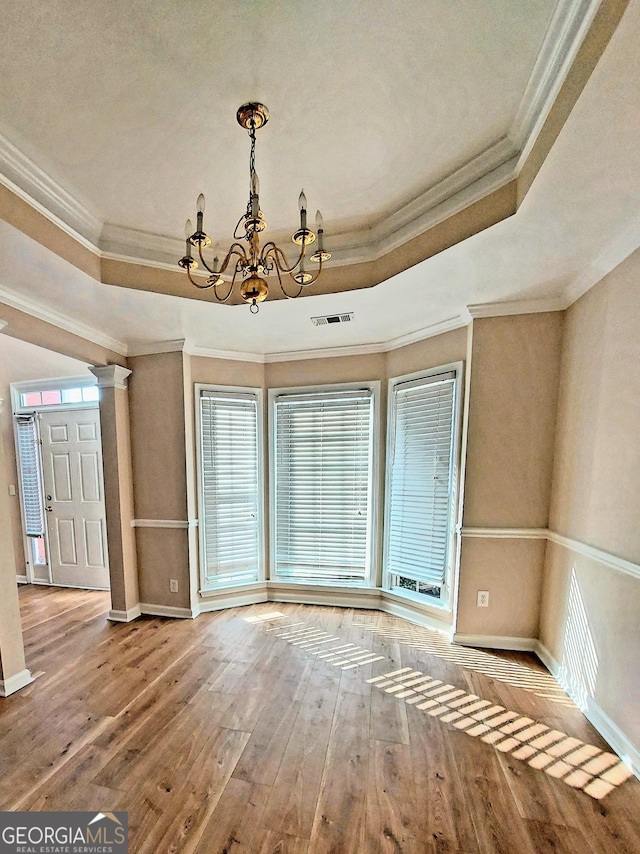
xmin=11 ymin=376 xmax=104 ymax=589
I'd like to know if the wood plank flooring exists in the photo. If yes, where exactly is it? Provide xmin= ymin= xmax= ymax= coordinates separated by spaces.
xmin=1 ymin=585 xmax=638 ymax=853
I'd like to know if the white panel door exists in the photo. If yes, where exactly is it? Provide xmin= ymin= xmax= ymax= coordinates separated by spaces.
xmin=40 ymin=408 xmax=110 ymax=589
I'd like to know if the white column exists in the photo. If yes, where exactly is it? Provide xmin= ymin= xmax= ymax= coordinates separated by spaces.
xmin=90 ymin=366 xmax=140 ymax=621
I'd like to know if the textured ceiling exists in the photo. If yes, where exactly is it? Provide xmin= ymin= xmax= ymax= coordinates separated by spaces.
xmin=0 ymin=0 xmax=553 ymax=240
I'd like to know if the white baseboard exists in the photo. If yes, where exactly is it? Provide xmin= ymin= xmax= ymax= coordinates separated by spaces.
xmin=267 ymin=582 xmax=381 ymax=610
xmin=108 ymin=605 xmax=142 ymax=622
xmin=16 ymin=575 xmax=28 ymax=585
xmin=381 ymin=594 xmax=452 ymax=634
xmin=140 ymin=603 xmax=198 ymax=619
xmin=198 ymin=582 xmax=267 ymax=612
xmin=198 ymin=589 xmax=268 ymax=613
xmin=452 ymin=633 xmax=538 ymax=652
xmin=535 ymin=640 xmax=640 ymax=780
xmin=0 ymin=668 xmax=34 ymax=697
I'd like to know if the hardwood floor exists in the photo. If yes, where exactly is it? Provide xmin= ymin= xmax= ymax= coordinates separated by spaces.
xmin=1 ymin=585 xmax=639 ymax=853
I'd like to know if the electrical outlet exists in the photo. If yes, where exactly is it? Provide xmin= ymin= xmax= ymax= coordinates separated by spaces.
xmin=169 ymin=579 xmax=179 ymax=593
xmin=477 ymin=590 xmax=489 ymax=607
xmin=8 ymin=484 xmax=16 ymax=496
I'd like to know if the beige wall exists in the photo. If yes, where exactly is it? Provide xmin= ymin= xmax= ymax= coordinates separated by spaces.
xmin=265 ymin=353 xmax=386 ymax=388
xmin=129 ymin=352 xmax=189 ymax=520
xmin=548 ymin=252 xmax=640 ymax=561
xmin=386 ymin=325 xmax=468 ymax=379
xmin=457 ymin=313 xmax=564 ymax=638
xmin=463 ymin=314 xmax=564 ymax=528
xmin=458 ymin=538 xmax=547 ymax=638
xmin=128 ymin=352 xmax=191 ymax=608
xmin=541 ymin=541 xmax=639 ymax=745
xmin=0 ymin=302 xmax=125 ymax=367
xmin=540 ymin=247 xmax=640 ymax=749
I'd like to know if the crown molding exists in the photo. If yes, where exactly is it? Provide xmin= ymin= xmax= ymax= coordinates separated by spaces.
xmin=562 ymin=214 xmax=640 ymax=307
xmin=511 ymin=0 xmax=602 ymax=164
xmin=363 ymin=145 xmax=517 ymax=261
xmin=0 ymin=132 xmax=102 ymax=247
xmin=100 ymin=222 xmax=182 ymax=261
xmin=0 ymin=283 xmax=127 ymax=355
xmin=186 ymin=313 xmax=470 ymax=365
xmin=385 ymin=314 xmax=470 ymax=350
xmin=95 ymin=144 xmax=519 ymax=273
xmin=265 ymin=313 xmax=469 ymax=363
xmin=187 ymin=344 xmax=266 ymax=363
xmin=467 ymin=297 xmax=567 ymax=319
xmin=127 ymin=339 xmax=187 ymax=357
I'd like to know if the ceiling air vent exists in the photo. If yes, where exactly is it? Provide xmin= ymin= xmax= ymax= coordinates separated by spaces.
xmin=311 ymin=312 xmax=354 ymax=326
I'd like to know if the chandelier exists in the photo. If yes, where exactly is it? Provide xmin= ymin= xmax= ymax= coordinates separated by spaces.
xmin=179 ymin=103 xmax=331 ymax=313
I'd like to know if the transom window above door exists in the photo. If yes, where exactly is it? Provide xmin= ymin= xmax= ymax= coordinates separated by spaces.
xmin=12 ymin=377 xmax=99 ymax=413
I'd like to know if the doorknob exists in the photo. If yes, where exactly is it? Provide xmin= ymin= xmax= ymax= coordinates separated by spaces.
xmin=46 ymin=505 xmax=53 ymax=512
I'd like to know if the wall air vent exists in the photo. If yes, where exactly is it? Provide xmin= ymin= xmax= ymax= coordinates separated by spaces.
xmin=311 ymin=312 xmax=355 ymax=326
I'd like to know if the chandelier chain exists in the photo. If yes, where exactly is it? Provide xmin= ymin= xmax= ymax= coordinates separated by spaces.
xmin=249 ymin=121 xmax=257 ymax=187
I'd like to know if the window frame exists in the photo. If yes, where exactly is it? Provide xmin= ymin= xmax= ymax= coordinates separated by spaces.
xmin=195 ymin=383 xmax=265 ymax=593
xmin=382 ymin=362 xmax=464 ymax=610
xmin=11 ymin=376 xmax=99 ymax=414
xmin=268 ymin=381 xmax=380 ymax=588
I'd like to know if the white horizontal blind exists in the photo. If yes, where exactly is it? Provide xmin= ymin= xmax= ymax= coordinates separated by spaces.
xmin=386 ymin=373 xmax=456 ymax=588
xmin=15 ymin=415 xmax=45 ymax=537
xmin=274 ymin=390 xmax=373 ymax=583
xmin=200 ymin=390 xmax=261 ymax=588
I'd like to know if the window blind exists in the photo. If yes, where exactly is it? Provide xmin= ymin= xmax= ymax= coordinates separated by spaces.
xmin=199 ymin=390 xmax=261 ymax=588
xmin=15 ymin=415 xmax=45 ymax=537
xmin=386 ymin=373 xmax=456 ymax=588
xmin=274 ymin=389 xmax=373 ymax=583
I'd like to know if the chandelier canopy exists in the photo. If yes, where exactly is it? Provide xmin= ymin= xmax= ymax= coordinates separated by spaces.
xmin=179 ymin=103 xmax=330 ymax=313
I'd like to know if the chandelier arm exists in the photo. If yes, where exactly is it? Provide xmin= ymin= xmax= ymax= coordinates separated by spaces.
xmin=196 ymin=242 xmax=218 ymax=274
xmin=212 ymin=275 xmax=234 ymax=303
xmin=263 ymin=242 xmax=306 ymax=276
xmin=218 ymin=243 xmax=250 ymax=274
xmin=271 ymin=259 xmax=303 ymax=300
xmin=233 ymin=212 xmax=250 ymax=241
xmin=185 ymin=266 xmax=216 ymax=290
xmin=275 ymin=245 xmax=317 ymax=287
xmin=294 ymin=256 xmax=325 ymax=288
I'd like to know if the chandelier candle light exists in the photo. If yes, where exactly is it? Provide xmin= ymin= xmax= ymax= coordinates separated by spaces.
xmin=179 ymin=103 xmax=331 ymax=313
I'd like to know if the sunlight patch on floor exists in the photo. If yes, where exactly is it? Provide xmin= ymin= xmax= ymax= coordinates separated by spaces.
xmin=368 ymin=667 xmax=633 ymax=800
xmin=271 ymin=624 xmax=385 ymax=668
xmin=249 ymin=616 xmax=634 ymax=802
xmin=353 ymin=620 xmax=574 ymax=706
xmin=243 ymin=611 xmax=287 ymax=624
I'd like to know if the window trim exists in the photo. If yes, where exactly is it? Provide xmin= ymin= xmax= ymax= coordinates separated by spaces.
xmin=382 ymin=362 xmax=464 ymax=610
xmin=195 ymin=383 xmax=265 ymax=593
xmin=268 ymin=381 xmax=381 ymax=587
xmin=11 ymin=376 xmax=99 ymax=414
